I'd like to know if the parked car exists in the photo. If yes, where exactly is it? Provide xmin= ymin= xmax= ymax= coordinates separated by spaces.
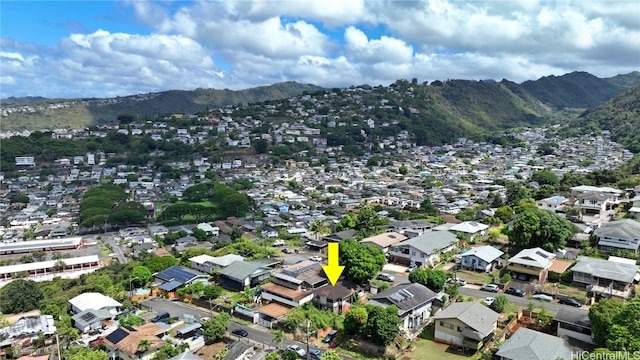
xmin=199 ymin=317 xmax=210 ymax=323
xmin=559 ymin=298 xmax=583 ymax=307
xmin=406 ymin=263 xmax=418 ymax=272
xmin=483 ymin=297 xmax=495 ymax=307
xmin=281 ymin=247 xmax=291 ymax=254
xmin=287 ymin=344 xmax=306 ymax=357
xmin=447 ymin=277 xmax=467 ymax=286
xmin=310 ymin=255 xmax=323 ymax=261
xmin=309 ymin=348 xmax=323 ymax=360
xmin=480 ymin=284 xmax=499 ymax=292
xmin=532 ymin=294 xmax=553 ymax=302
xmin=150 ymin=312 xmax=170 ymax=323
xmin=273 ymin=240 xmax=285 ymax=246
xmin=505 ymin=287 xmax=526 ymax=297
xmin=231 ymin=328 xmax=248 ymax=337
xmin=376 ymin=273 xmax=395 ymax=282
xmin=322 ymin=329 xmax=338 ymax=343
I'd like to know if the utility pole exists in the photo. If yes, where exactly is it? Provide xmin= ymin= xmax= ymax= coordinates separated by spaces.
xmin=56 ymin=333 xmax=61 ymax=360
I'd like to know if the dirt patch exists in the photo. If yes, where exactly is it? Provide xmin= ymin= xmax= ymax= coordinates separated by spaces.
xmin=5 ymin=310 xmax=41 ymax=324
xmin=195 ymin=342 xmax=227 ymax=358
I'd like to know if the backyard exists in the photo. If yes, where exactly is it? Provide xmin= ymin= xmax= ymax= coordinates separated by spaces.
xmin=402 ymin=324 xmax=481 ymax=360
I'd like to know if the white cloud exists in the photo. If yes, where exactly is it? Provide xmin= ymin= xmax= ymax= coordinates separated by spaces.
xmin=0 ymin=0 xmax=638 ymax=98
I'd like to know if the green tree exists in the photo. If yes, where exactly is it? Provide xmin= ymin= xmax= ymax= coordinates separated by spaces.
xmin=137 ymin=339 xmax=152 ymax=353
xmin=143 ymin=256 xmax=177 ymax=272
xmin=339 ymin=239 xmax=386 ymax=283
xmin=9 ymin=194 xmax=30 ymax=204
xmin=533 ymin=184 xmax=557 ymax=200
xmin=271 ymin=329 xmax=284 ymax=350
xmin=505 ymin=181 xmax=531 ymax=206
xmin=491 ymin=294 xmax=509 ymax=313
xmin=364 ymin=304 xmax=401 ymax=346
xmin=192 ymin=228 xmax=208 ymax=241
xmin=64 ymin=346 xmax=108 ymax=360
xmin=321 ymin=350 xmax=342 ymax=360
xmin=308 ymin=220 xmax=331 ymax=240
xmin=355 ymin=206 xmax=379 ymax=233
xmin=203 ymin=312 xmax=230 ymax=344
xmin=230 ymin=226 xmax=244 ymax=241
xmin=420 ymin=198 xmax=439 ymax=216
xmin=344 ymin=306 xmax=368 ymax=335
xmin=509 ymin=208 xmax=577 ymax=251
xmin=589 ymin=299 xmax=623 ymax=347
xmin=494 ymin=205 xmax=514 ymax=223
xmin=0 ymin=280 xmax=44 ymax=313
xmin=130 ymin=265 xmax=153 ymax=287
xmin=220 ymin=193 xmax=251 ymax=217
xmin=408 ymin=269 xmax=447 ymax=292
xmin=253 ymin=139 xmax=269 ymax=154
xmin=398 ymin=164 xmax=408 ymax=175
xmin=159 ymin=203 xmax=192 ymax=223
xmin=531 ymin=170 xmax=559 ymax=186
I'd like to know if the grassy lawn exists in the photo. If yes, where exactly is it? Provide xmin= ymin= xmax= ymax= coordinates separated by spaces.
xmin=404 ymin=325 xmax=474 ymax=360
xmin=456 ymin=269 xmax=495 ymax=285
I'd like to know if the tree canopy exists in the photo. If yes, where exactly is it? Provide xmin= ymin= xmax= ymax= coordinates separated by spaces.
xmin=202 ymin=312 xmax=230 ymax=344
xmin=0 ymin=280 xmax=44 ymax=314
xmin=509 ymin=208 xmax=577 ymax=251
xmin=408 ymin=268 xmax=447 ymax=292
xmin=339 ymin=239 xmax=386 ymax=283
xmin=590 ymin=298 xmax=640 ymax=352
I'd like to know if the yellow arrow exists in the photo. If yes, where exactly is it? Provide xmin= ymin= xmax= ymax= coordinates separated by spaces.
xmin=322 ymin=242 xmax=345 ymax=286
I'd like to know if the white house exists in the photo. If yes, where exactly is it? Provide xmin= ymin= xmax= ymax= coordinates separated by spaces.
xmin=448 ymin=221 xmax=489 ymax=241
xmin=69 ymin=292 xmax=122 ymax=315
xmin=388 ymin=231 xmax=458 ymax=268
xmin=460 ymin=246 xmax=504 ymax=272
xmin=367 ymin=283 xmax=437 ymax=335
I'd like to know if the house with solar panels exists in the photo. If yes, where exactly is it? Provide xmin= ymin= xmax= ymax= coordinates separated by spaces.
xmin=68 ymin=292 xmax=122 ymax=333
xmin=367 ymin=283 xmax=438 ymax=337
xmin=153 ymin=266 xmax=209 ymax=298
xmin=104 ymin=323 xmax=167 ymax=360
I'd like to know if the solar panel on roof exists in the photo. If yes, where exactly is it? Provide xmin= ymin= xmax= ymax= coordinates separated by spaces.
xmin=106 ymin=328 xmax=128 ymax=344
xmin=80 ymin=312 xmax=97 ymax=322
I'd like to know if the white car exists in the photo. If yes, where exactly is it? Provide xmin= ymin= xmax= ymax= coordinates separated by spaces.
xmin=376 ymin=273 xmax=395 ymax=282
xmin=273 ymin=240 xmax=285 ymax=246
xmin=484 ymin=297 xmax=495 ymax=306
xmin=310 ymin=256 xmax=322 ymax=261
xmin=532 ymin=294 xmax=553 ymax=302
xmin=287 ymin=344 xmax=306 ymax=357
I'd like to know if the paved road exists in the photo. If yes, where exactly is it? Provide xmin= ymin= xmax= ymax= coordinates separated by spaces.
xmin=458 ymin=286 xmax=590 ymax=316
xmin=142 ymin=298 xmax=354 ymax=359
xmin=99 ymin=233 xmax=128 ymax=263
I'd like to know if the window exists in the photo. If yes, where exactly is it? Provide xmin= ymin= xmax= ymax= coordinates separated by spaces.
xmin=412 ymin=251 xmax=416 ymax=256
xmin=457 ymin=326 xmax=463 ymax=332
xmin=440 ymin=321 xmax=454 ymax=330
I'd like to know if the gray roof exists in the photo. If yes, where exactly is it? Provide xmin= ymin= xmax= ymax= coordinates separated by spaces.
xmin=553 ymin=308 xmax=591 ymax=329
xmin=509 ymin=247 xmax=554 ymax=269
xmin=595 ymin=219 xmax=640 ymax=241
xmin=495 ymin=328 xmax=573 ymax=360
xmin=169 ymin=352 xmax=202 ymax=360
xmin=397 ymin=231 xmax=458 ymax=255
xmin=72 ymin=309 xmax=114 ymax=329
xmin=433 ymin=301 xmax=500 ymax=337
xmin=217 ymin=260 xmax=272 ymax=281
xmin=368 ymin=283 xmax=437 ymax=315
xmin=460 ymin=246 xmax=504 ymax=263
xmin=571 ymin=256 xmax=638 ymax=283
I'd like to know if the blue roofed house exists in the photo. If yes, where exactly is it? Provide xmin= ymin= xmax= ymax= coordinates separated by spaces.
xmin=535 ymin=195 xmax=568 ymax=213
xmin=153 ymin=266 xmax=209 ymax=298
xmin=274 ymin=203 xmax=289 ymax=212
xmin=388 ymin=231 xmax=458 ymax=268
xmin=460 ymin=246 xmax=504 ymax=273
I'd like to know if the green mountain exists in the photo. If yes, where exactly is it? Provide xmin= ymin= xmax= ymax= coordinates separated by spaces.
xmin=1 ymin=81 xmax=323 ymax=131
xmin=571 ymin=85 xmax=640 ymax=152
xmin=519 ymin=71 xmax=640 ymax=109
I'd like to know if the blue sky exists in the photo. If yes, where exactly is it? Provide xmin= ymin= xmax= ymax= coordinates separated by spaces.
xmin=1 ymin=0 xmax=639 ymax=99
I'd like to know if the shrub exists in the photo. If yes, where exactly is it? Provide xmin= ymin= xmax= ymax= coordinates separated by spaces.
xmin=501 ymin=273 xmax=512 ymax=283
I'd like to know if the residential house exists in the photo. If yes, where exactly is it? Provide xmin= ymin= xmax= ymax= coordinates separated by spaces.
xmin=448 ymin=221 xmax=489 ymax=242
xmin=460 ymin=246 xmax=504 ymax=272
xmin=571 ymin=256 xmax=639 ymax=299
xmin=72 ymin=309 xmax=114 ymax=333
xmin=570 ymin=185 xmax=623 ymax=216
xmin=196 ymin=223 xmax=220 ymax=237
xmin=69 ymin=292 xmax=122 ymax=315
xmin=260 ymin=260 xmax=326 ymax=310
xmin=553 ymin=308 xmax=594 ymax=345
xmin=261 ymin=227 xmax=279 ymax=239
xmin=216 ymin=260 xmax=273 ymax=291
xmin=104 ymin=323 xmax=167 ymax=360
xmin=322 ymin=229 xmax=357 ymax=242
xmin=0 ymin=315 xmax=56 ymax=340
xmin=313 ymin=280 xmax=359 ymax=313
xmin=628 ymin=195 xmax=640 ymax=219
xmin=388 ymin=231 xmax=458 ymax=268
xmin=433 ymin=301 xmax=500 ymax=351
xmin=506 ymin=247 xmax=556 ymax=284
xmin=189 ymin=254 xmax=245 ymax=274
xmin=359 ymin=232 xmax=406 ymax=253
xmin=535 ymin=195 xmax=568 ymax=212
xmin=153 ymin=266 xmax=209 ymax=296
xmin=367 ymin=283 xmax=437 ymax=335
xmin=594 ymin=219 xmax=640 ymax=254
xmin=495 ymin=328 xmax=573 ymax=360
xmin=387 ymin=220 xmax=435 ymax=237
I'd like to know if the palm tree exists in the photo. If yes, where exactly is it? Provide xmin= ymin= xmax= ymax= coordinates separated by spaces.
xmin=271 ymin=329 xmax=284 ymax=350
xmin=308 ymin=220 xmax=330 ymax=240
xmin=137 ymin=339 xmax=151 ymax=353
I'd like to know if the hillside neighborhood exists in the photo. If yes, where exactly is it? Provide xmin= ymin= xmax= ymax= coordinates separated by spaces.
xmin=1 ymin=85 xmax=640 ymax=360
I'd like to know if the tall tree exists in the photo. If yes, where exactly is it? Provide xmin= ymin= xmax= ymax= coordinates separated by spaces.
xmin=339 ymin=239 xmax=386 ymax=283
xmin=509 ymin=208 xmax=577 ymax=251
xmin=130 ymin=265 xmax=153 ymax=287
xmin=202 ymin=312 xmax=230 ymax=344
xmin=0 ymin=280 xmax=44 ymax=313
xmin=408 ymin=269 xmax=447 ymax=292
